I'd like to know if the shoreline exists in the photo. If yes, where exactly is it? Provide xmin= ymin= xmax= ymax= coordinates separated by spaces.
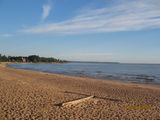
xmin=6 ymin=62 xmax=160 ymax=90
xmin=0 ymin=62 xmax=160 ymax=119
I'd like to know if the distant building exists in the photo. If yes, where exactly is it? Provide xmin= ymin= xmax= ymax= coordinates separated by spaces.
xmin=22 ymin=57 xmax=26 ymax=62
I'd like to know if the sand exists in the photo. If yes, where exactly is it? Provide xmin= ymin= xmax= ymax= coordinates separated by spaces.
xmin=0 ymin=63 xmax=160 ymax=120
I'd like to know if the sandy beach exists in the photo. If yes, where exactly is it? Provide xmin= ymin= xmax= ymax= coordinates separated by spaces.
xmin=0 ymin=63 xmax=160 ymax=120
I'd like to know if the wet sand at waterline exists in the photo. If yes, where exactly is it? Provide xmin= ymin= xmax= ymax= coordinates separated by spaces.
xmin=0 ymin=63 xmax=160 ymax=119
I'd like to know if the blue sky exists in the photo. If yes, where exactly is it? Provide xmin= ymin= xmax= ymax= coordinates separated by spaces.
xmin=0 ymin=0 xmax=160 ymax=63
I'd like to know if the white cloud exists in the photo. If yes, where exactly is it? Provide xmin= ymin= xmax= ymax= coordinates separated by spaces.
xmin=41 ymin=1 xmax=52 ymax=21
xmin=23 ymin=0 xmax=160 ymax=34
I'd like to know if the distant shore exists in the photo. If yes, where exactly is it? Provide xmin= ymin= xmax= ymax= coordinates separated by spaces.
xmin=0 ymin=62 xmax=160 ymax=119
xmin=0 ymin=54 xmax=67 ymax=63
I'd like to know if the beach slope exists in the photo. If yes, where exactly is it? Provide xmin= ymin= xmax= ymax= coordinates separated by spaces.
xmin=0 ymin=63 xmax=160 ymax=119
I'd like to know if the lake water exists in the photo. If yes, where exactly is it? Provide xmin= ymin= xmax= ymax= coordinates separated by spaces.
xmin=8 ymin=62 xmax=160 ymax=85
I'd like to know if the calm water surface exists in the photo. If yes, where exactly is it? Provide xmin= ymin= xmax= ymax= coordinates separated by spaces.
xmin=8 ymin=63 xmax=160 ymax=84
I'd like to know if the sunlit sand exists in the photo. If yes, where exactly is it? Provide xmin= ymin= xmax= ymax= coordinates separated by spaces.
xmin=0 ymin=63 xmax=160 ymax=119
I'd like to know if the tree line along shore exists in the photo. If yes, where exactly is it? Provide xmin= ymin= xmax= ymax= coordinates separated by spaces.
xmin=0 ymin=54 xmax=66 ymax=63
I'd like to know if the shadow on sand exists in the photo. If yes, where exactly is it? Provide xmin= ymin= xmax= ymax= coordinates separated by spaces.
xmin=54 ymin=91 xmax=123 ymax=107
